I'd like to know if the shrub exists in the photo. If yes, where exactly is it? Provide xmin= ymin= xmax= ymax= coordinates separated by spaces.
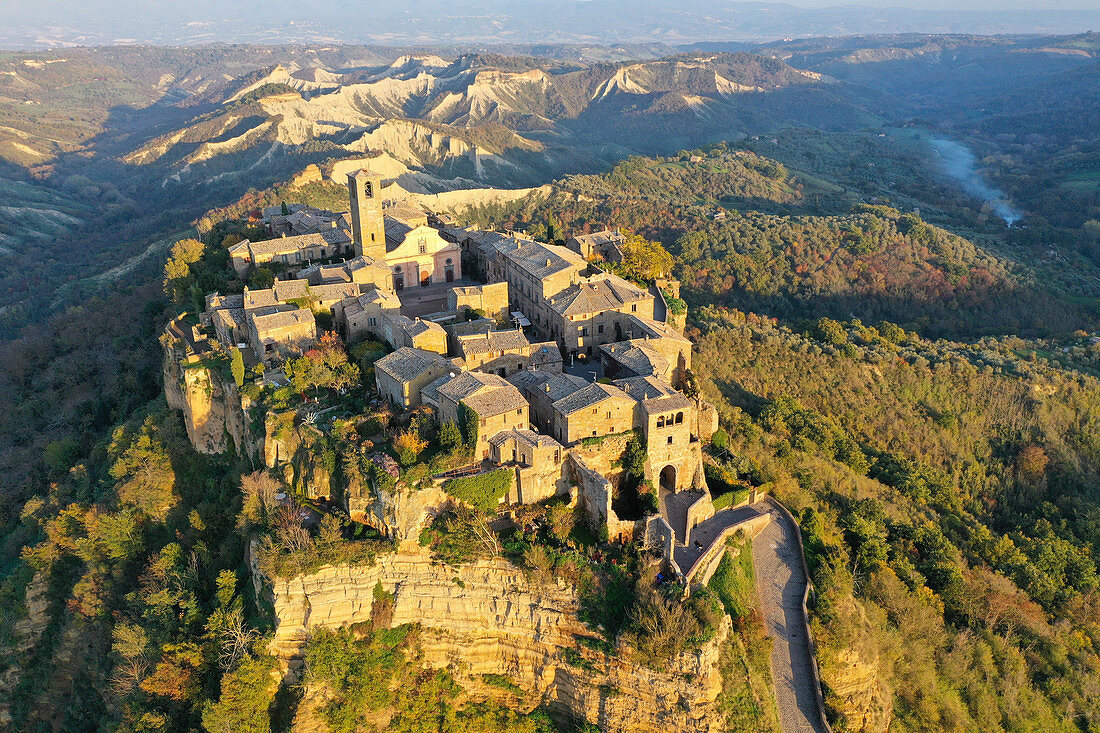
xmin=439 ymin=421 xmax=462 ymax=451
xmin=419 ymin=508 xmax=498 ymax=565
xmin=711 ymin=427 xmax=729 ymax=452
xmin=443 ymin=469 xmax=513 ymax=511
xmin=482 ymin=673 xmax=523 ymax=696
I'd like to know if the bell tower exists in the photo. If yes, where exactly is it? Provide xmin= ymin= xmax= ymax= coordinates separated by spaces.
xmin=348 ymin=168 xmax=386 ymax=260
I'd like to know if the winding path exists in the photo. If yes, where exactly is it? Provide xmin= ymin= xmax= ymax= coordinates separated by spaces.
xmin=752 ymin=500 xmax=831 ymax=733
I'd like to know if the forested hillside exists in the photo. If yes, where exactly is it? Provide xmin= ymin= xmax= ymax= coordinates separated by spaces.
xmin=469 ymin=146 xmax=1098 ymax=337
xmin=2 ymin=35 xmax=1100 ymax=733
xmin=691 ymin=306 xmax=1100 ymax=731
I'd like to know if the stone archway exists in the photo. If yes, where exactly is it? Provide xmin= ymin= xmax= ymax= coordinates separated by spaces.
xmin=660 ymin=464 xmax=677 ymax=492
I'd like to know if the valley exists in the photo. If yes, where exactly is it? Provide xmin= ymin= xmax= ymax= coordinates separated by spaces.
xmin=0 ymin=31 xmax=1099 ymax=733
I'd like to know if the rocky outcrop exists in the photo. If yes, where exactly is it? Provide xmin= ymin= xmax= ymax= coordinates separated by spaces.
xmin=819 ymin=598 xmax=893 ymax=733
xmin=825 ymin=647 xmax=892 ymax=733
xmin=162 ymin=335 xmax=261 ymax=458
xmin=268 ymin=552 xmax=729 ymax=732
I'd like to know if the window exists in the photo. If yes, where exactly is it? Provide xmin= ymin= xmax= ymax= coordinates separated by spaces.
xmin=446 ymin=258 xmax=452 ymax=265
xmin=606 ymin=411 xmax=611 ymax=419
xmin=598 ymin=324 xmax=604 ymax=334
xmin=580 ymin=326 xmax=588 ymax=336
xmin=656 ymin=416 xmax=665 ymax=428
xmin=675 ymin=412 xmax=684 ymax=424
xmin=667 ymin=436 xmax=674 ymax=445
xmin=631 ymin=304 xmax=638 ymax=312
xmin=517 ymin=409 xmax=522 ymax=416
xmin=395 ymin=265 xmax=402 ymax=273
xmin=369 ymin=317 xmax=377 ymax=327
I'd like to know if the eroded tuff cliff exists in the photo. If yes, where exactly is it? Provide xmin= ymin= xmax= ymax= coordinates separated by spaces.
xmin=268 ymin=552 xmax=730 ymax=732
xmin=162 ymin=335 xmax=261 ymax=458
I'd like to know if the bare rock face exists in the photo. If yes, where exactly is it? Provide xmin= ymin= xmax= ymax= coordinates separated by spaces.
xmin=825 ymin=647 xmax=892 ymax=733
xmin=163 ymin=336 xmax=259 ymax=458
xmin=268 ymin=552 xmax=729 ymax=732
xmin=820 ymin=600 xmax=893 ymax=732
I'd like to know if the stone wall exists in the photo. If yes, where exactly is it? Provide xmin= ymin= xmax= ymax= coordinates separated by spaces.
xmin=267 ymin=552 xmax=730 ymax=732
xmin=683 ymin=515 xmax=771 ymax=590
xmin=684 ymin=490 xmax=716 ymax=538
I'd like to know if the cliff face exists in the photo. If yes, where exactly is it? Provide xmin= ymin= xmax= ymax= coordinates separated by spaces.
xmin=269 ymin=552 xmax=729 ymax=732
xmin=162 ymin=336 xmax=260 ymax=458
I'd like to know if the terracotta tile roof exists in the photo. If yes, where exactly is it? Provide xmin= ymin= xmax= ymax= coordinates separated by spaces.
xmin=463 ymin=387 xmax=528 ymax=418
xmin=548 ymin=274 xmax=650 ymax=317
xmin=375 ymin=347 xmax=450 ymax=382
xmin=501 ymin=239 xmax=585 ymax=279
xmin=251 ymin=307 xmax=315 ymax=334
xmin=457 ymin=329 xmax=530 ymax=356
xmin=248 ymin=232 xmax=331 ymax=256
xmin=272 ymin=279 xmax=309 ymax=301
xmin=243 ymin=288 xmax=279 ymax=311
xmin=552 ymin=382 xmax=630 ymax=415
xmin=570 ymin=230 xmax=625 ymax=247
xmin=623 ymin=314 xmax=691 ymax=343
xmin=600 ymin=341 xmax=669 ymax=377
xmin=489 ymin=428 xmax=563 ymax=451
xmin=613 ymin=376 xmax=693 ymax=412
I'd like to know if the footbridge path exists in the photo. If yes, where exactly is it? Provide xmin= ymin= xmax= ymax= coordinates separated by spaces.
xmin=752 ymin=498 xmax=832 ymax=733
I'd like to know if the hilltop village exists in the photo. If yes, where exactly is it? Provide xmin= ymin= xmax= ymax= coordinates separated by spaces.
xmin=165 ymin=165 xmax=762 ymax=592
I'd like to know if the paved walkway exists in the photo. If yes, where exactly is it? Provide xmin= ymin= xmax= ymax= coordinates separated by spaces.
xmin=753 ymin=502 xmax=830 ymax=733
xmin=673 ymin=502 xmax=764 ymax=572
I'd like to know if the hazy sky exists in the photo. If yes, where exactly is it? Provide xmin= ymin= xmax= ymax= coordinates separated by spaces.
xmin=6 ymin=0 xmax=1100 ymax=49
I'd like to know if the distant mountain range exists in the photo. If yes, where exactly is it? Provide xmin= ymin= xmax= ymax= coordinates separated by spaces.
xmin=121 ymin=51 xmax=876 ymax=192
xmin=6 ymin=1 xmax=1100 ymax=50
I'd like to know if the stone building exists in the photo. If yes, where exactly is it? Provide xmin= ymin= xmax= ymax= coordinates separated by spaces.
xmin=549 ymin=381 xmax=636 ymax=446
xmin=447 ymin=281 xmax=509 ymax=321
xmin=271 ymin=279 xmax=360 ymax=311
xmin=384 ymin=217 xmax=461 ymax=289
xmin=348 ymin=169 xmax=387 ymax=260
xmin=347 ymin=168 xmax=462 ymax=289
xmin=335 ymin=289 xmax=402 ymax=342
xmin=546 ymin=274 xmax=655 ymax=361
xmin=374 ymin=347 xmax=458 ymax=409
xmin=455 ymin=329 xmax=563 ymax=377
xmin=298 ymin=256 xmax=393 ymax=291
xmin=203 ymin=293 xmax=246 ymax=348
xmin=424 ymin=371 xmax=529 ymax=460
xmin=614 ymin=376 xmax=697 ymax=492
xmin=380 ymin=314 xmax=448 ymax=354
xmin=566 ymin=229 xmax=626 ymax=263
xmin=231 ymin=229 xmax=355 ymax=277
xmin=248 ymin=308 xmax=317 ymax=364
xmin=488 ymin=429 xmax=569 ymax=504
xmin=508 ymin=369 xmax=589 ymax=435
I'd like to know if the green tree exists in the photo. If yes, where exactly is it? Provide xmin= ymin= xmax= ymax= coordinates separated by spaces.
xmin=619 ymin=233 xmax=674 ymax=282
xmin=459 ymin=403 xmax=479 ymax=448
xmin=439 ymin=421 xmax=462 ymax=452
xmin=249 ymin=268 xmax=275 ymax=289
xmin=109 ymin=417 xmax=177 ymax=520
xmin=202 ymin=654 xmax=277 ymax=733
xmin=230 ymin=348 xmax=245 ymax=388
xmin=163 ymin=238 xmax=205 ymax=303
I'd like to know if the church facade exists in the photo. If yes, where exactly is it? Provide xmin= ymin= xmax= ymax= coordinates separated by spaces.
xmin=347 ymin=169 xmax=461 ymax=290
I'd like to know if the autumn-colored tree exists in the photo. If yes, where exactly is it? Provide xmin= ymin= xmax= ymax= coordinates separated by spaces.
xmin=619 ymin=233 xmax=674 ymax=282
xmin=285 ymin=332 xmax=360 ymax=397
xmin=1016 ymin=443 xmax=1049 ymax=483
xmin=162 ymin=238 xmax=205 ymax=303
xmin=109 ymin=417 xmax=177 ymax=520
xmin=394 ymin=430 xmax=428 ymax=466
